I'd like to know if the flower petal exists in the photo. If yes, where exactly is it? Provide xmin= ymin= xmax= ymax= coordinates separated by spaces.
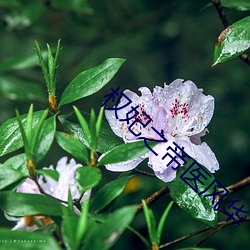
xmin=153 ymin=79 xmax=214 ymax=137
xmin=175 ymin=138 xmax=219 ymax=173
xmin=16 ymin=178 xmax=40 ymax=194
xmin=147 ymin=142 xmax=180 ymax=182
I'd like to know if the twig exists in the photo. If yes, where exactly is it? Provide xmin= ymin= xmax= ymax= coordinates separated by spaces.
xmin=33 ymin=177 xmax=68 ymax=204
xmin=193 ymin=217 xmax=250 ymax=247
xmin=136 ymin=186 xmax=170 ymax=215
xmin=211 ymin=0 xmax=250 ymax=66
xmin=159 ymin=217 xmax=250 ymax=249
xmin=134 ymin=169 xmax=157 ymax=178
xmin=219 ymin=176 xmax=250 ymax=195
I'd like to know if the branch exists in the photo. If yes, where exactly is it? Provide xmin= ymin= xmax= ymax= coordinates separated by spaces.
xmin=218 ymin=176 xmax=250 ymax=195
xmin=211 ymin=0 xmax=250 ymax=66
xmin=134 ymin=169 xmax=156 ymax=178
xmin=193 ymin=217 xmax=250 ymax=247
xmin=136 ymin=186 xmax=170 ymax=215
xmin=159 ymin=217 xmax=250 ymax=249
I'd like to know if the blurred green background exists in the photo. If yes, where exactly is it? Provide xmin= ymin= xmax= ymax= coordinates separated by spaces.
xmin=0 ymin=0 xmax=249 ymax=249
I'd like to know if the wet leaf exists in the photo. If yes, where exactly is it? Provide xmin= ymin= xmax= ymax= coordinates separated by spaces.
xmin=213 ymin=16 xmax=250 ymax=65
xmin=37 ymin=116 xmax=56 ymax=162
xmin=0 ymin=164 xmax=27 ymax=190
xmin=59 ymin=112 xmax=123 ymax=153
xmin=97 ymin=140 xmax=156 ymax=166
xmin=75 ymin=167 xmax=102 ymax=194
xmin=168 ymin=159 xmax=218 ymax=227
xmin=91 ymin=176 xmax=132 ymax=213
xmin=0 ymin=192 xmax=65 ymax=216
xmin=0 ymin=111 xmax=44 ymax=157
xmin=59 ymin=58 xmax=125 ymax=106
xmin=56 ymin=131 xmax=89 ymax=165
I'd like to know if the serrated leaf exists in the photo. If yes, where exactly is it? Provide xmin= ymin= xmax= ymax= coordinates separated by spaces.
xmin=0 ymin=111 xmax=44 ymax=157
xmin=0 ymin=228 xmax=60 ymax=250
xmin=59 ymin=58 xmax=125 ymax=106
xmin=59 ymin=112 xmax=123 ymax=153
xmin=91 ymin=176 xmax=132 ymax=213
xmin=0 ymin=192 xmax=65 ymax=216
xmin=0 ymin=76 xmax=46 ymax=102
xmin=83 ymin=205 xmax=137 ymax=250
xmin=221 ymin=0 xmax=250 ymax=11
xmin=0 ymin=164 xmax=27 ymax=190
xmin=97 ymin=140 xmax=157 ymax=166
xmin=168 ymin=160 xmax=218 ymax=227
xmin=75 ymin=167 xmax=102 ymax=194
xmin=213 ymin=16 xmax=250 ymax=65
xmin=56 ymin=131 xmax=89 ymax=165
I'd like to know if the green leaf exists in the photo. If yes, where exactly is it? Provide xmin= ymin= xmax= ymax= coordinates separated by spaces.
xmin=36 ymin=116 xmax=56 ymax=162
xmin=62 ymin=215 xmax=80 ymax=250
xmin=97 ymin=140 xmax=157 ymax=166
xmin=0 ymin=228 xmax=60 ymax=250
xmin=168 ymin=160 xmax=218 ymax=227
xmin=73 ymin=106 xmax=91 ymax=147
xmin=4 ymin=154 xmax=28 ymax=175
xmin=90 ymin=108 xmax=97 ymax=150
xmin=142 ymin=200 xmax=157 ymax=245
xmin=59 ymin=112 xmax=123 ymax=153
xmin=213 ymin=16 xmax=250 ymax=65
xmin=0 ymin=192 xmax=65 ymax=216
xmin=221 ymin=0 xmax=250 ymax=11
xmin=36 ymin=169 xmax=59 ymax=181
xmin=59 ymin=58 xmax=125 ymax=106
xmin=0 ymin=111 xmax=44 ymax=157
xmin=30 ymin=109 xmax=48 ymax=157
xmin=76 ymin=201 xmax=89 ymax=248
xmin=83 ymin=205 xmax=137 ymax=250
xmin=96 ymin=106 xmax=104 ymax=140
xmin=157 ymin=201 xmax=174 ymax=244
xmin=62 ymin=201 xmax=89 ymax=250
xmin=91 ymin=176 xmax=132 ymax=213
xmin=0 ymin=164 xmax=27 ymax=190
xmin=0 ymin=76 xmax=46 ymax=102
xmin=75 ymin=167 xmax=102 ymax=194
xmin=56 ymin=131 xmax=89 ymax=165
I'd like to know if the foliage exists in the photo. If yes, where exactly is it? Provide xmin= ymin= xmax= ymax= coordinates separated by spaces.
xmin=0 ymin=1 xmax=249 ymax=250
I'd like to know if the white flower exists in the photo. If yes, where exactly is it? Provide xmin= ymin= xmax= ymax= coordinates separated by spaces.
xmin=12 ymin=157 xmax=90 ymax=231
xmin=103 ymin=79 xmax=219 ymax=182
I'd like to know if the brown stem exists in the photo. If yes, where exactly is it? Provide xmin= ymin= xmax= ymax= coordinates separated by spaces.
xmin=134 ymin=169 xmax=156 ymax=178
xmin=211 ymin=0 xmax=250 ymax=66
xmin=136 ymin=186 xmax=170 ymax=215
xmin=193 ymin=217 xmax=250 ymax=247
xmin=159 ymin=217 xmax=250 ymax=249
xmin=219 ymin=176 xmax=250 ymax=195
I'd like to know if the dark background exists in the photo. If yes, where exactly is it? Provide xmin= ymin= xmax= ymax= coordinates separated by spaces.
xmin=0 ymin=0 xmax=249 ymax=249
